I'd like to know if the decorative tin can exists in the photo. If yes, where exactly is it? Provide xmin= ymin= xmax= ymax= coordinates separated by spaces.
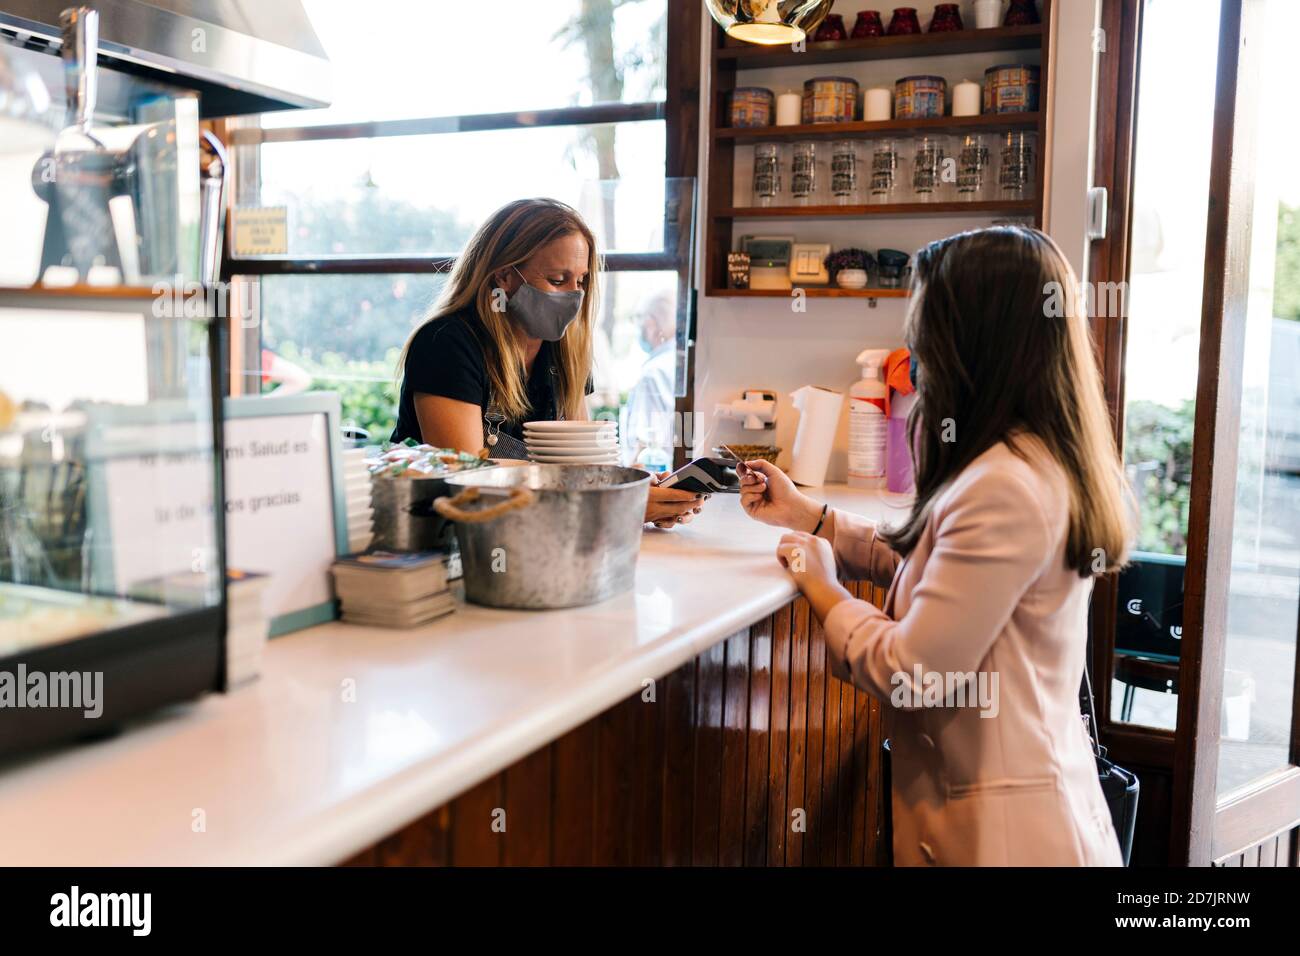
xmin=894 ymin=74 xmax=947 ymax=119
xmin=730 ymin=87 xmax=775 ymax=127
xmin=728 ymin=251 xmax=752 ymax=289
xmin=983 ymin=64 xmax=1041 ymax=114
xmin=802 ymin=76 xmax=859 ymax=124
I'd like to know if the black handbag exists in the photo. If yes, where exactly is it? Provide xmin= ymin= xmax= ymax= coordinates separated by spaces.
xmin=1079 ymin=662 xmax=1139 ymax=865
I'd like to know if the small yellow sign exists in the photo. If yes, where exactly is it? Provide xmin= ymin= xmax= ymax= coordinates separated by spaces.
xmin=232 ymin=206 xmax=289 ymax=256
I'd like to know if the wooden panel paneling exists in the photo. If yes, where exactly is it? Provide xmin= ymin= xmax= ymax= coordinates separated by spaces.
xmin=719 ymin=631 xmax=751 ymax=866
xmin=767 ymin=600 xmax=794 ymax=865
xmin=786 ymin=599 xmax=811 ymax=865
xmin=631 ymin=675 xmax=666 ymax=867
xmin=550 ymin=720 xmax=596 ymax=865
xmin=1213 ymin=826 xmax=1300 ymax=868
xmin=837 ymin=642 xmax=858 ymax=866
xmin=804 ymin=609 xmax=828 ymax=865
xmin=660 ymin=658 xmax=696 ymax=866
xmin=692 ymin=638 xmax=726 ymax=865
xmin=1258 ymin=834 xmax=1278 ymax=867
xmin=343 ymin=587 xmax=891 ymax=867
xmin=594 ymin=697 xmax=636 ymax=866
xmin=449 ymin=776 xmax=502 ymax=866
xmin=743 ymin=619 xmax=773 ymax=866
xmin=375 ymin=805 xmax=450 ymax=866
xmin=820 ymin=618 xmax=844 ymax=867
xmin=503 ymin=749 xmax=550 ymax=866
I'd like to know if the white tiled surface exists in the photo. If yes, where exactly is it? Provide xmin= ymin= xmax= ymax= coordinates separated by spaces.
xmin=0 ymin=487 xmax=908 ymax=865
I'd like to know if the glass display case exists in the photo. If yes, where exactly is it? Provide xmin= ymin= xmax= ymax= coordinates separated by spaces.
xmin=0 ymin=289 xmax=225 ymax=757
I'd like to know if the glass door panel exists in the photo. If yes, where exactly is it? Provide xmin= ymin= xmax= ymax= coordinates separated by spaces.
xmin=1112 ymin=0 xmax=1223 ymax=729
xmin=1214 ymin=0 xmax=1300 ymax=798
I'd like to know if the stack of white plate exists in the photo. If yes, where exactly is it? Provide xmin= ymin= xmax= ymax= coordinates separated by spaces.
xmin=524 ymin=420 xmax=619 ymax=465
xmin=342 ymin=447 xmax=375 ymax=553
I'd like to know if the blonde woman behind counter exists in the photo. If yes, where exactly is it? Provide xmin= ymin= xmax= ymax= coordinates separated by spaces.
xmin=392 ymin=198 xmax=705 ymax=529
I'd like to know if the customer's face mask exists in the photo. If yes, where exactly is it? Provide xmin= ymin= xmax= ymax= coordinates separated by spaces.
xmin=507 ymin=265 xmax=584 ymax=342
xmin=909 ymin=352 xmax=919 ymax=390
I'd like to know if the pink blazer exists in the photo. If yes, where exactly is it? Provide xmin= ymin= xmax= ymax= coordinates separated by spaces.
xmin=825 ymin=439 xmax=1122 ymax=866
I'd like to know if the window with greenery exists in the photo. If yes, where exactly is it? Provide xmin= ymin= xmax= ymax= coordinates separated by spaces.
xmin=227 ymin=0 xmax=693 ymax=450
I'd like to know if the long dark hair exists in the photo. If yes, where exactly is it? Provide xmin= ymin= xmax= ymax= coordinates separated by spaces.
xmin=881 ymin=226 xmax=1133 ymax=577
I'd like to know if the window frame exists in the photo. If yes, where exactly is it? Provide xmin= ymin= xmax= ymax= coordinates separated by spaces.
xmin=218 ymin=0 xmax=701 ymax=460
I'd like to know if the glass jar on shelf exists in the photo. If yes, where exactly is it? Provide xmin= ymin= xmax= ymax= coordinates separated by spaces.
xmin=868 ymin=138 xmax=905 ymax=204
xmin=955 ymin=133 xmax=992 ymax=202
xmin=998 ymin=130 xmax=1037 ymax=199
xmin=830 ymin=140 xmax=860 ymax=205
xmin=791 ymin=140 xmax=819 ymax=205
xmin=751 ymin=142 xmax=782 ymax=207
xmin=910 ymin=133 xmax=951 ymax=202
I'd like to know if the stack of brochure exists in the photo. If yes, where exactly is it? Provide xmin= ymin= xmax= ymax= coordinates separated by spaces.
xmin=331 ymin=551 xmax=455 ymax=628
xmin=226 ymin=569 xmax=271 ymax=687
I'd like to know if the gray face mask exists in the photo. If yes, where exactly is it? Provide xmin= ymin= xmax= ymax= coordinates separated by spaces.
xmin=508 ymin=266 xmax=584 ymax=342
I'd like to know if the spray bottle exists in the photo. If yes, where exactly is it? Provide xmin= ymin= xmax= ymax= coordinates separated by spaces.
xmin=848 ymin=348 xmax=890 ymax=489
xmin=887 ymin=390 xmax=918 ymax=493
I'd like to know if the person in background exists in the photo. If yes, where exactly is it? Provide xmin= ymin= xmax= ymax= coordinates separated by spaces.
xmin=392 ymin=198 xmax=705 ymax=529
xmin=739 ymin=226 xmax=1134 ymax=865
xmin=621 ymin=290 xmax=678 ymax=470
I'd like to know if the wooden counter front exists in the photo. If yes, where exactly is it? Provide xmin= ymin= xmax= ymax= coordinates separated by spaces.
xmin=343 ymin=581 xmax=891 ymax=866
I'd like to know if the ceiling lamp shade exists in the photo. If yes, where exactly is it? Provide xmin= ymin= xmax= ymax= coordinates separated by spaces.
xmin=705 ymin=0 xmax=834 ymax=45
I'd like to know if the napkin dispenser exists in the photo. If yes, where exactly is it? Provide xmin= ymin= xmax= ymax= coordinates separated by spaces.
xmin=715 ymin=390 xmax=777 ymax=432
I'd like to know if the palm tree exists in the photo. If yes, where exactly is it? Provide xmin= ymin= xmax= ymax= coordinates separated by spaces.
xmin=554 ymin=0 xmax=665 ymax=338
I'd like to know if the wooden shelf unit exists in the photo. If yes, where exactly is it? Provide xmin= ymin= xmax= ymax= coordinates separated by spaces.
xmin=714 ymin=23 xmax=1045 ymax=68
xmin=720 ymin=199 xmax=1039 ymax=220
xmin=714 ymin=111 xmax=1039 ymax=143
xmin=704 ymin=7 xmax=1054 ymax=298
xmin=708 ymin=287 xmax=910 ymax=300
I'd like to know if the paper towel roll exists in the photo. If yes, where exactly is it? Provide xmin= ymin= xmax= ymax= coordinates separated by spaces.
xmin=953 ymin=79 xmax=982 ymax=117
xmin=788 ymin=385 xmax=843 ymax=487
xmin=776 ymin=91 xmax=803 ymax=126
xmin=864 ymin=87 xmax=892 ymax=122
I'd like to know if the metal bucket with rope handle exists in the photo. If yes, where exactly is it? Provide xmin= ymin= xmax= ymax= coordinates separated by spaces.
xmin=434 ymin=464 xmax=651 ymax=609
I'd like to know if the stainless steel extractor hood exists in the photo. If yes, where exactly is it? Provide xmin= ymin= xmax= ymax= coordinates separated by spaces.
xmin=0 ymin=0 xmax=330 ymax=116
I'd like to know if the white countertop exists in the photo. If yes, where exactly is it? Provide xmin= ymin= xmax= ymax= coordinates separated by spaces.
xmin=0 ymin=486 xmax=909 ymax=866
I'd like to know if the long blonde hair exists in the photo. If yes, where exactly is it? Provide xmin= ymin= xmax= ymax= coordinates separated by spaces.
xmin=398 ymin=198 xmax=600 ymax=421
xmin=883 ymin=226 xmax=1134 ymax=577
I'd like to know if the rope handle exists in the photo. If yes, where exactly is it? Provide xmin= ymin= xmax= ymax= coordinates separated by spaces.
xmin=432 ymin=486 xmax=535 ymax=524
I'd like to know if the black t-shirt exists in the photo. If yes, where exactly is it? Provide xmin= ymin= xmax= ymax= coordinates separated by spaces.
xmin=391 ymin=309 xmax=581 ymax=445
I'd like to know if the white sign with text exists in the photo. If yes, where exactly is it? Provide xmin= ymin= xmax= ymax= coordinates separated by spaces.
xmin=223 ymin=412 xmax=337 ymax=624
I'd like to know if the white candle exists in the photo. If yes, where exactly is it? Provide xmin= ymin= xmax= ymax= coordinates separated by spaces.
xmin=775 ymin=91 xmax=802 ymax=126
xmin=953 ymin=79 xmax=982 ymax=117
xmin=974 ymin=0 xmax=1003 ymax=29
xmin=864 ymin=87 xmax=892 ymax=122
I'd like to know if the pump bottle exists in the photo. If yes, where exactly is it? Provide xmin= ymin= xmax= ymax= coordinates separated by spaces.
xmin=848 ymin=348 xmax=890 ymax=489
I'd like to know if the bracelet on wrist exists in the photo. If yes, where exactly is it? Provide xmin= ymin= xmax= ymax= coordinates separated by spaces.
xmin=811 ymin=503 xmax=829 ymax=536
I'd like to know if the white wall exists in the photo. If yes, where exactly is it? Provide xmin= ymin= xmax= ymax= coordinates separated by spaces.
xmin=691 ymin=0 xmax=1102 ymax=481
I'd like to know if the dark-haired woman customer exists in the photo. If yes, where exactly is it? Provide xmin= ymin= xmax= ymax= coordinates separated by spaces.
xmin=740 ymin=226 xmax=1134 ymax=866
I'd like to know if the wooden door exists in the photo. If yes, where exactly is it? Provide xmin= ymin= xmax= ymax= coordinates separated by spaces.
xmin=1090 ymin=0 xmax=1300 ymax=866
